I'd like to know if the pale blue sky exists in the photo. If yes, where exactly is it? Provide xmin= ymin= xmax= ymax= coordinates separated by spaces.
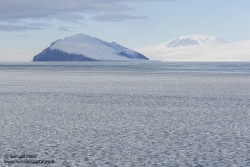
xmin=0 ymin=0 xmax=250 ymax=51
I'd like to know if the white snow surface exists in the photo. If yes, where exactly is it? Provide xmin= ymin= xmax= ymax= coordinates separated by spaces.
xmin=136 ymin=34 xmax=250 ymax=61
xmin=50 ymin=34 xmax=140 ymax=60
xmin=1 ymin=62 xmax=250 ymax=166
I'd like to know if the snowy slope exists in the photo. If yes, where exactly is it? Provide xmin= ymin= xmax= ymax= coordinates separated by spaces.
xmin=136 ymin=34 xmax=250 ymax=61
xmin=33 ymin=34 xmax=148 ymax=61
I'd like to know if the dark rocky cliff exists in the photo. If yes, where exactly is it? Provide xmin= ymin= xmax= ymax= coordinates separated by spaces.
xmin=33 ymin=48 xmax=96 ymax=61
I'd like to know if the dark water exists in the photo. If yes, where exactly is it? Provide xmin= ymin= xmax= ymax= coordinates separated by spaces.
xmin=1 ymin=61 xmax=250 ymax=73
xmin=0 ymin=62 xmax=250 ymax=166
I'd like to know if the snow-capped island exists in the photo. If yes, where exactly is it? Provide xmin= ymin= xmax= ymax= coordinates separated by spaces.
xmin=33 ymin=34 xmax=149 ymax=61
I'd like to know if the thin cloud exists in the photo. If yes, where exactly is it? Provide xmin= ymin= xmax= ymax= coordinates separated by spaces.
xmin=0 ymin=0 xmax=173 ymax=21
xmin=93 ymin=13 xmax=148 ymax=22
xmin=0 ymin=0 xmax=130 ymax=21
xmin=50 ymin=14 xmax=84 ymax=23
xmin=0 ymin=24 xmax=43 ymax=31
xmin=58 ymin=26 xmax=73 ymax=31
xmin=18 ymin=35 xmax=29 ymax=37
xmin=0 ymin=0 xmax=174 ymax=31
xmin=25 ymin=22 xmax=52 ymax=27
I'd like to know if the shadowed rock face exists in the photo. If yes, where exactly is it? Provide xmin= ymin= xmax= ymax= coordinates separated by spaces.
xmin=33 ymin=48 xmax=96 ymax=61
xmin=118 ymin=51 xmax=148 ymax=60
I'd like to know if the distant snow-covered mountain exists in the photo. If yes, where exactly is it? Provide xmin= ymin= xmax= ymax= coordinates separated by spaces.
xmin=136 ymin=34 xmax=250 ymax=61
xmin=166 ymin=34 xmax=228 ymax=48
xmin=33 ymin=34 xmax=148 ymax=61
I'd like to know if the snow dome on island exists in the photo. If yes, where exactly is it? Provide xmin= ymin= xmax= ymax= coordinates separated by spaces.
xmin=33 ymin=34 xmax=149 ymax=61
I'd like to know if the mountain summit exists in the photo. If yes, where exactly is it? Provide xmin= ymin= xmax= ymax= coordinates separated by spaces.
xmin=33 ymin=34 xmax=148 ymax=61
xmin=166 ymin=34 xmax=228 ymax=48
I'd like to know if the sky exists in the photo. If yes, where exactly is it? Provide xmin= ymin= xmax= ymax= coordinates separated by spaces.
xmin=1 ymin=0 xmax=250 ymax=53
